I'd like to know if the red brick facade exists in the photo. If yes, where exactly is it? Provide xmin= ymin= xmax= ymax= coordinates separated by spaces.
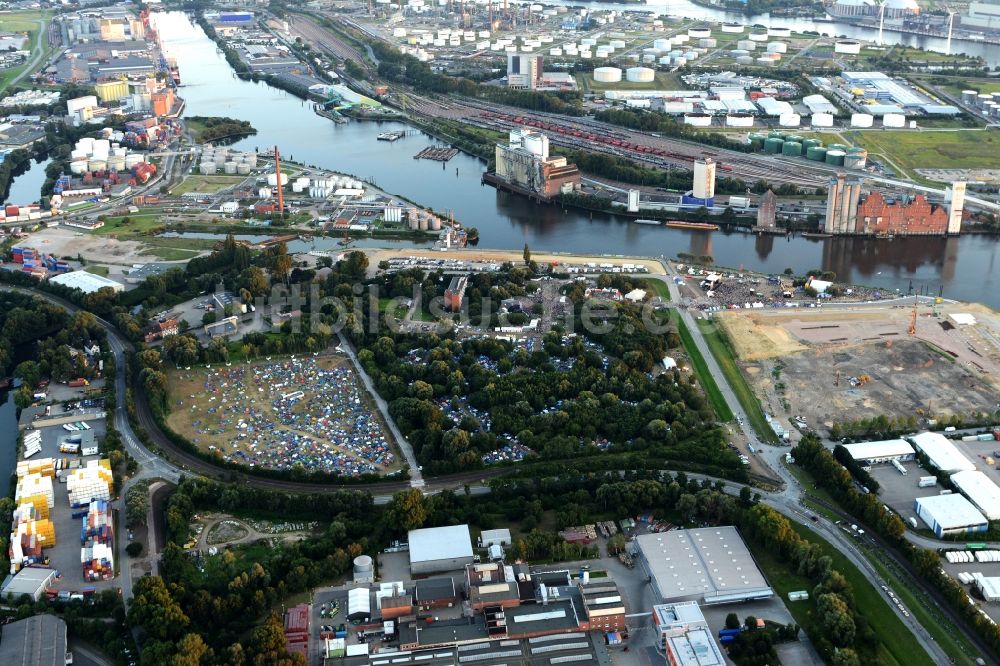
xmin=856 ymin=192 xmax=949 ymax=236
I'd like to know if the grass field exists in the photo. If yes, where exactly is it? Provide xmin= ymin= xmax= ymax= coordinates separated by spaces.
xmin=83 ymin=265 xmax=109 ymax=277
xmin=752 ymin=521 xmax=933 ymax=666
xmin=670 ymin=311 xmax=733 ymax=422
xmin=845 ymin=129 xmax=1000 ymax=174
xmin=640 ymin=278 xmax=671 ymax=301
xmin=0 ymin=11 xmax=54 ymax=95
xmin=91 ymin=214 xmax=165 ymax=236
xmin=696 ymin=318 xmax=777 ymax=443
xmin=170 ymin=175 xmax=246 ymax=195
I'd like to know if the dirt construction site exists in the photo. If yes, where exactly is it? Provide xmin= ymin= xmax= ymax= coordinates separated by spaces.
xmin=714 ymin=301 xmax=1000 ymax=432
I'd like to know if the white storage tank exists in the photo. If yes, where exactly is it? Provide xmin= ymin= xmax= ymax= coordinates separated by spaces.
xmin=266 ymin=173 xmax=289 ymax=187
xmin=768 ymin=26 xmax=791 ymax=37
xmin=200 ymin=162 xmax=217 ymax=175
xmin=730 ymin=49 xmax=750 ymax=58
xmin=108 ymin=156 xmax=126 ymax=172
xmin=721 ymin=22 xmax=745 ymax=33
xmin=767 ymin=41 xmax=787 ymax=53
xmin=688 ymin=27 xmax=711 ymax=38
xmin=237 ymin=163 xmax=251 ymax=175
xmin=124 ymin=154 xmax=144 ymax=169
xmin=653 ymin=38 xmax=672 ymax=50
xmin=224 ymin=161 xmax=238 ymax=174
xmin=726 ymin=114 xmax=754 ymax=127
xmin=735 ymin=56 xmax=754 ymax=65
xmin=684 ymin=113 xmax=712 ymax=127
xmin=70 ymin=160 xmax=88 ymax=175
xmin=699 ymin=38 xmax=717 ymax=48
xmin=549 ymin=48 xmax=562 ymax=56
xmin=749 ymin=31 xmax=768 ymax=41
xmin=642 ymin=47 xmax=661 ymax=56
xmin=778 ymin=113 xmax=801 ymax=127
xmin=594 ymin=66 xmax=622 ymax=83
xmin=292 ymin=181 xmax=305 ymax=193
xmin=609 ymin=39 xmax=626 ymax=49
xmin=659 ymin=56 xmax=672 ymax=65
xmin=851 ymin=113 xmax=874 ymax=127
xmin=811 ymin=112 xmax=834 ymax=127
xmin=429 ymin=216 xmax=442 ymax=231
xmin=88 ymin=159 xmax=107 ymax=172
xmin=353 ymin=555 xmax=373 ymax=577
xmin=883 ymin=113 xmax=906 ymax=128
xmin=737 ymin=39 xmax=757 ymax=50
xmin=835 ymin=39 xmax=862 ymax=54
xmin=581 ymin=37 xmax=597 ymax=46
xmin=643 ymin=54 xmax=657 ymax=63
xmin=626 ymin=67 xmax=655 ymax=83
xmin=672 ymin=34 xmax=689 ymax=45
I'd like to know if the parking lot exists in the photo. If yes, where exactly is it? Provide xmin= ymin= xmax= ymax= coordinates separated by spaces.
xmin=868 ymin=460 xmax=945 ymax=524
xmin=20 ymin=414 xmax=116 ymax=593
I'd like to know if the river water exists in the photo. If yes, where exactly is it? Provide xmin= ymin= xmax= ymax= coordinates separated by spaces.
xmin=4 ymin=157 xmax=51 ymax=206
xmin=150 ymin=11 xmax=1000 ymax=306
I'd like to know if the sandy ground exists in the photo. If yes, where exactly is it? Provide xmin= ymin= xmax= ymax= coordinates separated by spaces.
xmin=366 ymin=248 xmax=665 ymax=274
xmin=719 ymin=302 xmax=1000 ymax=431
xmin=16 ymin=227 xmax=153 ymax=266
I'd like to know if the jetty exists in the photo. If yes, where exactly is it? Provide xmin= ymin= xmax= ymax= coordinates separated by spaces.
xmin=414 ymin=146 xmax=459 ymax=162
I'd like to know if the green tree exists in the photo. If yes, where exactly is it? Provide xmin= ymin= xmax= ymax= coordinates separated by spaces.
xmin=725 ymin=613 xmax=741 ymax=630
xmin=172 ymin=634 xmax=211 ymax=665
xmin=13 ymin=360 xmax=40 ymax=387
xmin=127 ymin=575 xmax=190 ymax=641
xmin=523 ymin=243 xmax=531 ymax=265
xmin=126 ymin=542 xmax=144 ymax=557
xmin=386 ymin=489 xmax=427 ymax=532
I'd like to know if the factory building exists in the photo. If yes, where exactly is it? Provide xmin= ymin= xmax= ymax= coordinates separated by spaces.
xmin=0 ymin=614 xmax=68 ymax=666
xmin=493 ymin=129 xmax=580 ymax=200
xmin=914 ymin=494 xmax=988 ymax=537
xmin=507 ymin=53 xmax=543 ymax=90
xmin=856 ymin=192 xmax=952 ymax=236
xmin=94 ymin=80 xmax=129 ymax=103
xmin=444 ymin=275 xmax=468 ymax=313
xmin=635 ymin=527 xmax=773 ymax=605
xmin=408 ymin=524 xmax=474 ymax=575
xmin=909 ymin=432 xmax=977 ymax=474
xmin=947 ymin=182 xmax=966 ymax=235
xmin=964 ymin=0 xmax=1000 ymax=28
xmin=950 ymin=470 xmax=1000 ymax=521
xmin=825 ymin=173 xmax=863 ymax=234
xmin=49 ymin=270 xmax=124 ymax=294
xmin=0 ymin=567 xmax=58 ymax=602
xmin=652 ymin=602 xmax=727 ymax=666
xmin=755 ymin=190 xmax=777 ymax=230
xmin=841 ymin=439 xmax=915 ymax=465
xmin=578 ymin=581 xmax=626 ymax=633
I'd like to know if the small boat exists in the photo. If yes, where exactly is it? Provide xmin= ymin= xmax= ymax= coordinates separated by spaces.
xmin=632 ymin=219 xmax=662 ymax=225
xmin=337 ymin=233 xmax=354 ymax=247
xmin=665 ymin=220 xmax=719 ymax=231
xmin=801 ymin=232 xmax=832 ymax=239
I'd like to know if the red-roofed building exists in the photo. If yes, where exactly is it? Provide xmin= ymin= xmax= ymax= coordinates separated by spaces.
xmin=284 ymin=603 xmax=309 ymax=658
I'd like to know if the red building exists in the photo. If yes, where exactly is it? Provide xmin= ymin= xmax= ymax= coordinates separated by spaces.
xmin=283 ymin=603 xmax=309 ymax=658
xmin=856 ymin=192 xmax=950 ymax=236
xmin=143 ymin=318 xmax=178 ymax=343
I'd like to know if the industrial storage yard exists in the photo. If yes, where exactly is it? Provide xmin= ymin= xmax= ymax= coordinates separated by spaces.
xmin=165 ymin=355 xmax=399 ymax=476
xmin=713 ymin=303 xmax=1000 ymax=430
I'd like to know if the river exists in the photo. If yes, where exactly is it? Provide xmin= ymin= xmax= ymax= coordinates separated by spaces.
xmin=152 ymin=11 xmax=1000 ymax=306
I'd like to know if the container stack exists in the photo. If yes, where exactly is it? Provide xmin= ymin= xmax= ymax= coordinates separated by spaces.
xmin=66 ymin=459 xmax=113 ymax=508
xmin=9 ymin=466 xmax=58 ymax=572
xmin=81 ymin=500 xmax=114 ymax=581
xmin=23 ymin=430 xmax=42 ymax=459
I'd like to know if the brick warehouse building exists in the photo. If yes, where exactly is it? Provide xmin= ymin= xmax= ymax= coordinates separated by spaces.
xmin=856 ymin=192 xmax=951 ymax=235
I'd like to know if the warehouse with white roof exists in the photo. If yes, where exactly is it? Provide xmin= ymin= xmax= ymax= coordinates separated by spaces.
xmin=49 ymin=270 xmax=124 ymax=294
xmin=909 ymin=432 xmax=976 ymax=474
xmin=950 ymin=470 xmax=1000 ymax=521
xmin=914 ymin=494 xmax=988 ymax=537
xmin=841 ymin=439 xmax=914 ymax=465
xmin=408 ymin=524 xmax=474 ymax=575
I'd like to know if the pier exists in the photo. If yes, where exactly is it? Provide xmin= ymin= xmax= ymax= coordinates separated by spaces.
xmin=414 ymin=146 xmax=459 ymax=162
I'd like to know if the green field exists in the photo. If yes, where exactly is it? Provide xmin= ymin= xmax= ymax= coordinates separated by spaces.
xmin=752 ymin=521 xmax=933 ymax=666
xmin=91 ymin=214 xmax=165 ymax=236
xmin=845 ymin=129 xmax=1000 ymax=175
xmin=670 ymin=311 xmax=733 ymax=422
xmin=170 ymin=175 xmax=246 ymax=195
xmin=0 ymin=11 xmax=54 ymax=95
xmin=696 ymin=318 xmax=777 ymax=443
xmin=83 ymin=265 xmax=109 ymax=277
xmin=639 ymin=277 xmax=671 ymax=301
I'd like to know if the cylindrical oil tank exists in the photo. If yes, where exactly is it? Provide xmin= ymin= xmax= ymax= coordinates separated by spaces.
xmin=244 ymin=153 xmax=259 ymax=168
xmin=757 ymin=56 xmax=777 ymax=65
xmin=844 ymin=154 xmax=866 ymax=169
xmin=730 ymin=49 xmax=749 ymax=58
xmin=811 ymin=113 xmax=834 ymax=127
xmin=850 ymin=113 xmax=874 ymax=128
xmin=353 ymin=555 xmax=373 ymax=576
xmin=726 ymin=114 xmax=754 ymax=127
xmin=778 ymin=113 xmax=800 ymax=127
xmin=764 ymin=137 xmax=784 ymax=153
xmin=806 ymin=146 xmax=827 ymax=161
xmin=237 ymin=163 xmax=251 ymax=175
xmin=785 ymin=134 xmax=803 ymax=143
xmin=781 ymin=141 xmax=802 ymax=157
xmin=653 ymin=38 xmax=671 ymax=50
xmin=735 ymin=56 xmax=754 ymax=65
xmin=266 ymin=173 xmax=289 ymax=187
xmin=749 ymin=31 xmax=768 ymax=41
xmin=699 ymin=38 xmax=717 ymax=48
xmin=961 ymin=90 xmax=977 ymax=104
xmin=626 ymin=67 xmax=655 ymax=83
xmin=825 ymin=149 xmax=846 ymax=166
xmin=224 ymin=161 xmax=238 ymax=174
xmin=835 ymin=39 xmax=861 ymax=54
xmin=748 ymin=133 xmax=766 ymax=150
xmin=593 ymin=66 xmax=622 ymax=83
xmin=683 ymin=113 xmax=712 ymax=127
xmin=418 ymin=216 xmax=429 ymax=231
xmin=767 ymin=41 xmax=787 ymax=53
xmin=124 ymin=154 xmax=144 ymax=169
xmin=768 ymin=131 xmax=785 ymax=139
xmin=737 ymin=39 xmax=757 ymax=50
xmin=688 ymin=26 xmax=711 ymax=38
xmin=429 ymin=216 xmax=442 ymax=230
xmin=292 ymin=181 xmax=305 ymax=193
xmin=643 ymin=54 xmax=656 ymax=63
xmin=88 ymin=159 xmax=107 ymax=172
xmin=722 ymin=22 xmax=744 ymax=32
xmin=408 ymin=215 xmax=420 ymax=230
xmin=768 ymin=26 xmax=791 ymax=37
xmin=828 ymin=143 xmax=848 ymax=151
xmin=200 ymin=162 xmax=217 ymax=175
xmin=802 ymin=138 xmax=821 ymax=149
xmin=70 ymin=160 xmax=88 ymax=175
xmin=108 ymin=156 xmax=126 ymax=172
